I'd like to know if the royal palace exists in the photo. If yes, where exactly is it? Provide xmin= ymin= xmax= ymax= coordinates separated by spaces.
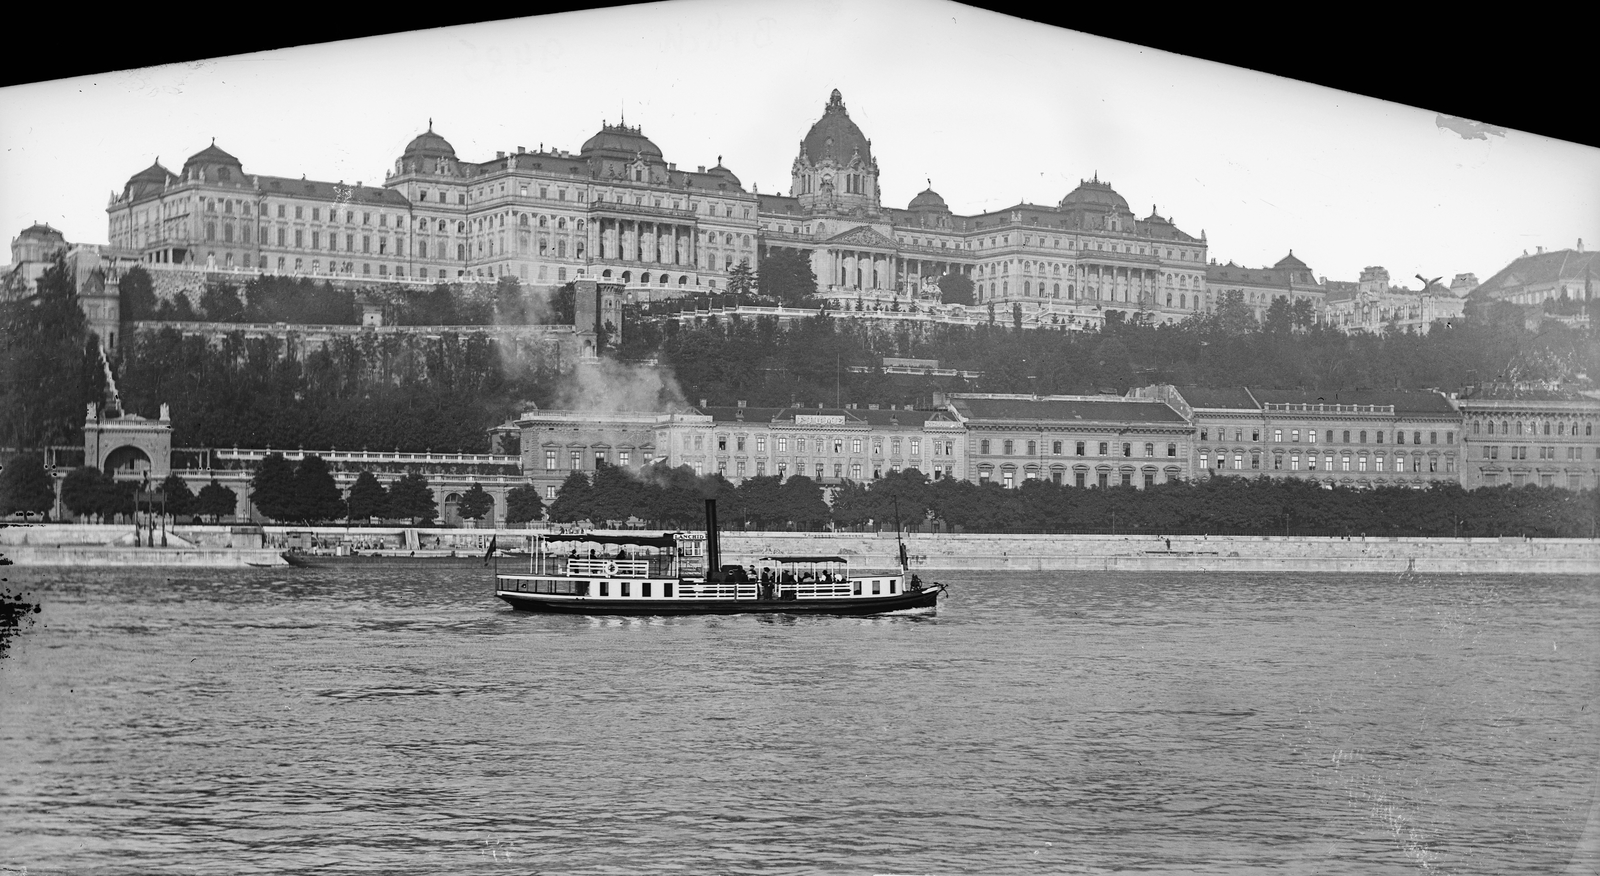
xmin=102 ymin=89 xmax=1226 ymax=328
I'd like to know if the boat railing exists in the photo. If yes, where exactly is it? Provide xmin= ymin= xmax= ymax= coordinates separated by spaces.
xmin=566 ymin=558 xmax=651 ymax=578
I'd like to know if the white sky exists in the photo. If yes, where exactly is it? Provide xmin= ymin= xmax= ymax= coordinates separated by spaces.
xmin=3 ymin=0 xmax=1597 ymax=287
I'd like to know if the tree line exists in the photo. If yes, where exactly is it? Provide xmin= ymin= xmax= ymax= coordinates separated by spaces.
xmin=545 ymin=463 xmax=1598 ymax=538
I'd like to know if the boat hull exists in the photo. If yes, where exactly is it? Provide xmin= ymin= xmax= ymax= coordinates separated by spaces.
xmin=496 ymin=585 xmax=943 ymax=616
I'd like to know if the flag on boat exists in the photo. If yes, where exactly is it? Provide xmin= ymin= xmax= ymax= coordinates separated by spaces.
xmin=483 ymin=535 xmax=497 ymax=566
xmin=899 ymin=541 xmax=909 ymax=569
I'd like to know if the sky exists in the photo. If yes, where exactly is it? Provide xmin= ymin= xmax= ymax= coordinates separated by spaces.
xmin=2 ymin=0 xmax=1597 ymax=289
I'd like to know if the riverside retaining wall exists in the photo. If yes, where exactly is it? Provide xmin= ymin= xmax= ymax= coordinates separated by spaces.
xmin=2 ymin=524 xmax=1595 ymax=574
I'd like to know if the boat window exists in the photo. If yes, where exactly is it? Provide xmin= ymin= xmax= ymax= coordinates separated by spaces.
xmin=642 ymin=582 xmax=651 ymax=597
xmin=872 ymin=581 xmax=881 ymax=595
xmin=664 ymin=582 xmax=674 ymax=597
xmin=890 ymin=580 xmax=897 ymax=594
xmin=853 ymin=581 xmax=861 ymax=595
xmin=599 ymin=582 xmax=609 ymax=597
xmin=621 ymin=582 xmax=630 ymax=597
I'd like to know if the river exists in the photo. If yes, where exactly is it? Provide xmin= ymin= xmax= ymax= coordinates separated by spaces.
xmin=1 ymin=567 xmax=1596 ymax=874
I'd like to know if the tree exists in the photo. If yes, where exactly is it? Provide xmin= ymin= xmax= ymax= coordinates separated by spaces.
xmin=200 ymin=283 xmax=245 ymax=322
xmin=119 ymin=265 xmax=158 ymax=321
xmin=457 ymin=482 xmax=494 ymax=524
xmin=386 ymin=472 xmax=437 ymax=525
xmin=249 ymin=453 xmax=297 ymax=522
xmin=0 ymin=453 xmax=56 ymax=519
xmin=1291 ymin=298 xmax=1318 ymax=331
xmin=0 ymin=253 xmax=98 ymax=449
xmin=505 ymin=484 xmax=545 ymax=525
xmin=155 ymin=292 xmax=198 ymax=321
xmin=937 ymin=272 xmax=975 ymax=306
xmin=61 ymin=467 xmax=112 ymax=521
xmin=777 ymin=475 xmax=830 ymax=529
xmin=727 ymin=258 xmax=755 ymax=298
xmin=548 ymin=471 xmax=594 ymax=523
xmin=158 ymin=473 xmax=195 ymax=519
xmin=195 ymin=479 xmax=237 ymax=522
xmin=1263 ymin=297 xmax=1294 ymax=335
xmin=553 ymin=281 xmax=577 ymax=325
xmin=756 ymin=250 xmax=818 ymax=305
xmin=345 ymin=471 xmax=388 ymax=522
xmin=293 ymin=454 xmax=346 ymax=524
xmin=587 ymin=462 xmax=637 ymax=525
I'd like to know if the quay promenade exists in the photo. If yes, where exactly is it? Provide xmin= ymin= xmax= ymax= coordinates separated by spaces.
xmin=3 ymin=524 xmax=1595 ymax=574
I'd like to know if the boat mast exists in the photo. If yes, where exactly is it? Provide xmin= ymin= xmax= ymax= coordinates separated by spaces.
xmin=894 ymin=497 xmax=908 ymax=572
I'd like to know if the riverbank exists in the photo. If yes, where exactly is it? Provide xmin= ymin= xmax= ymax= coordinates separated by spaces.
xmin=2 ymin=524 xmax=1595 ymax=574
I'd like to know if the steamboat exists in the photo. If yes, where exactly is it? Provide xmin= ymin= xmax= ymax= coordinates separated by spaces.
xmin=494 ymin=500 xmax=944 ymax=616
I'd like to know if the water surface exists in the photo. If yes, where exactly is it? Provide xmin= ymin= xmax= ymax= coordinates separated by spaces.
xmin=1 ymin=568 xmax=1596 ymax=874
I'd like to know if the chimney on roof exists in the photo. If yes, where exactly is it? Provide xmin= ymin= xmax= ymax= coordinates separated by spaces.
xmin=1538 ymin=246 xmax=1545 ymax=254
xmin=1580 ymin=239 xmax=1585 ymax=253
xmin=496 ymin=151 xmax=505 ymax=159
xmin=517 ymin=146 xmax=526 ymax=154
xmin=668 ymin=163 xmax=676 ymax=171
xmin=698 ymin=166 xmax=706 ymax=173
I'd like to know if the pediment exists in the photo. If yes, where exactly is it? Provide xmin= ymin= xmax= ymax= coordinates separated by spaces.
xmin=824 ymin=225 xmax=898 ymax=249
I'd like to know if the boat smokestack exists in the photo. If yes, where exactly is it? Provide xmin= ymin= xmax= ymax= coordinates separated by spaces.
xmin=704 ymin=498 xmax=721 ymax=581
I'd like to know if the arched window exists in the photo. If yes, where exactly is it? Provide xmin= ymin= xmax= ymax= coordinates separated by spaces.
xmin=576 ymin=219 xmax=585 ymax=231
xmin=539 ymin=216 xmax=548 ymax=227
xmin=456 ymin=221 xmax=465 ymax=234
xmin=519 ymin=214 xmax=528 ymax=227
xmin=642 ymin=272 xmax=651 ymax=284
xmin=557 ymin=217 xmax=567 ymax=229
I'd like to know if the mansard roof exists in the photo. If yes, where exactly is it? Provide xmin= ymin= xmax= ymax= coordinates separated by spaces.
xmin=580 ymin=122 xmax=665 ymax=162
xmin=1471 ymin=248 xmax=1599 ymax=299
xmin=950 ymin=394 xmax=1187 ymax=425
xmin=255 ymin=175 xmax=411 ymax=206
xmin=1248 ymin=388 xmax=1457 ymax=414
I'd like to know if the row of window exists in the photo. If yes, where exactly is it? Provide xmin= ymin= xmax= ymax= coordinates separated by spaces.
xmin=545 ymin=449 xmax=635 ymax=471
xmin=1200 ymin=428 xmax=1456 ymax=446
xmin=1470 ymin=419 xmax=1594 ymax=437
xmin=683 ymin=435 xmax=957 ymax=456
xmin=978 ymin=469 xmax=1159 ymax=489
xmin=977 ymin=439 xmax=1180 ymax=459
xmin=1201 ymin=451 xmax=1454 ymax=474
xmin=1481 ymin=446 xmax=1598 ymax=460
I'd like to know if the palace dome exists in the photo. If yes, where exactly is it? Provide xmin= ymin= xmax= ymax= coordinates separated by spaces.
xmin=401 ymin=126 xmax=457 ymax=162
xmin=180 ymin=141 xmax=244 ymax=185
xmin=16 ymin=222 xmax=66 ymax=244
xmin=580 ymin=123 xmax=665 ymax=161
xmin=1058 ymin=176 xmax=1129 ymax=213
xmin=908 ymin=187 xmax=949 ymax=212
xmin=799 ymin=89 xmax=872 ymax=167
xmin=707 ymin=161 xmax=741 ymax=188
xmin=1274 ymin=251 xmax=1309 ymax=270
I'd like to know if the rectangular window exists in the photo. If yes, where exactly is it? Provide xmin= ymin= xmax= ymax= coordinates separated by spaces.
xmin=1274 ymin=429 xmax=1282 ymax=442
xmin=980 ymin=440 xmax=991 ymax=454
xmin=1430 ymin=432 xmax=1438 ymax=444
xmin=1003 ymin=440 xmax=1014 ymax=454
xmin=853 ymin=438 xmax=863 ymax=453
xmin=545 ymin=450 xmax=556 ymax=471
xmin=570 ymin=450 xmax=582 ymax=469
xmin=911 ymin=439 xmax=921 ymax=456
xmin=1291 ymin=454 xmax=1300 ymax=471
xmin=619 ymin=451 xmax=631 ymax=467
xmin=737 ymin=436 xmax=746 ymax=451
xmin=778 ymin=437 xmax=788 ymax=452
xmin=1027 ymin=440 xmax=1037 ymax=455
xmin=1075 ymin=472 xmax=1086 ymax=488
xmin=756 ymin=436 xmax=767 ymax=453
xmin=1076 ymin=441 xmax=1085 ymax=456
xmin=1341 ymin=456 xmax=1351 ymax=471
xmin=1099 ymin=442 xmax=1109 ymax=456
xmin=545 ymin=485 xmax=556 ymax=500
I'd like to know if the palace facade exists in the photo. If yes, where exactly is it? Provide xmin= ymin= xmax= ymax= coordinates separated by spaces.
xmin=104 ymin=90 xmax=1212 ymax=325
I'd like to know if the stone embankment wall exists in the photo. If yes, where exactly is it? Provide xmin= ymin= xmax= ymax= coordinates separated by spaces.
xmin=1 ymin=524 xmax=285 ymax=568
xmin=718 ymin=532 xmax=1599 ymax=576
xmin=2 ymin=525 xmax=1595 ymax=574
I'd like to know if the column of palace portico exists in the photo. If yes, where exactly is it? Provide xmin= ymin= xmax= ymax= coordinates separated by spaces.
xmin=1073 ymin=260 xmax=1161 ymax=305
xmin=597 ymin=217 xmax=697 ymax=268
